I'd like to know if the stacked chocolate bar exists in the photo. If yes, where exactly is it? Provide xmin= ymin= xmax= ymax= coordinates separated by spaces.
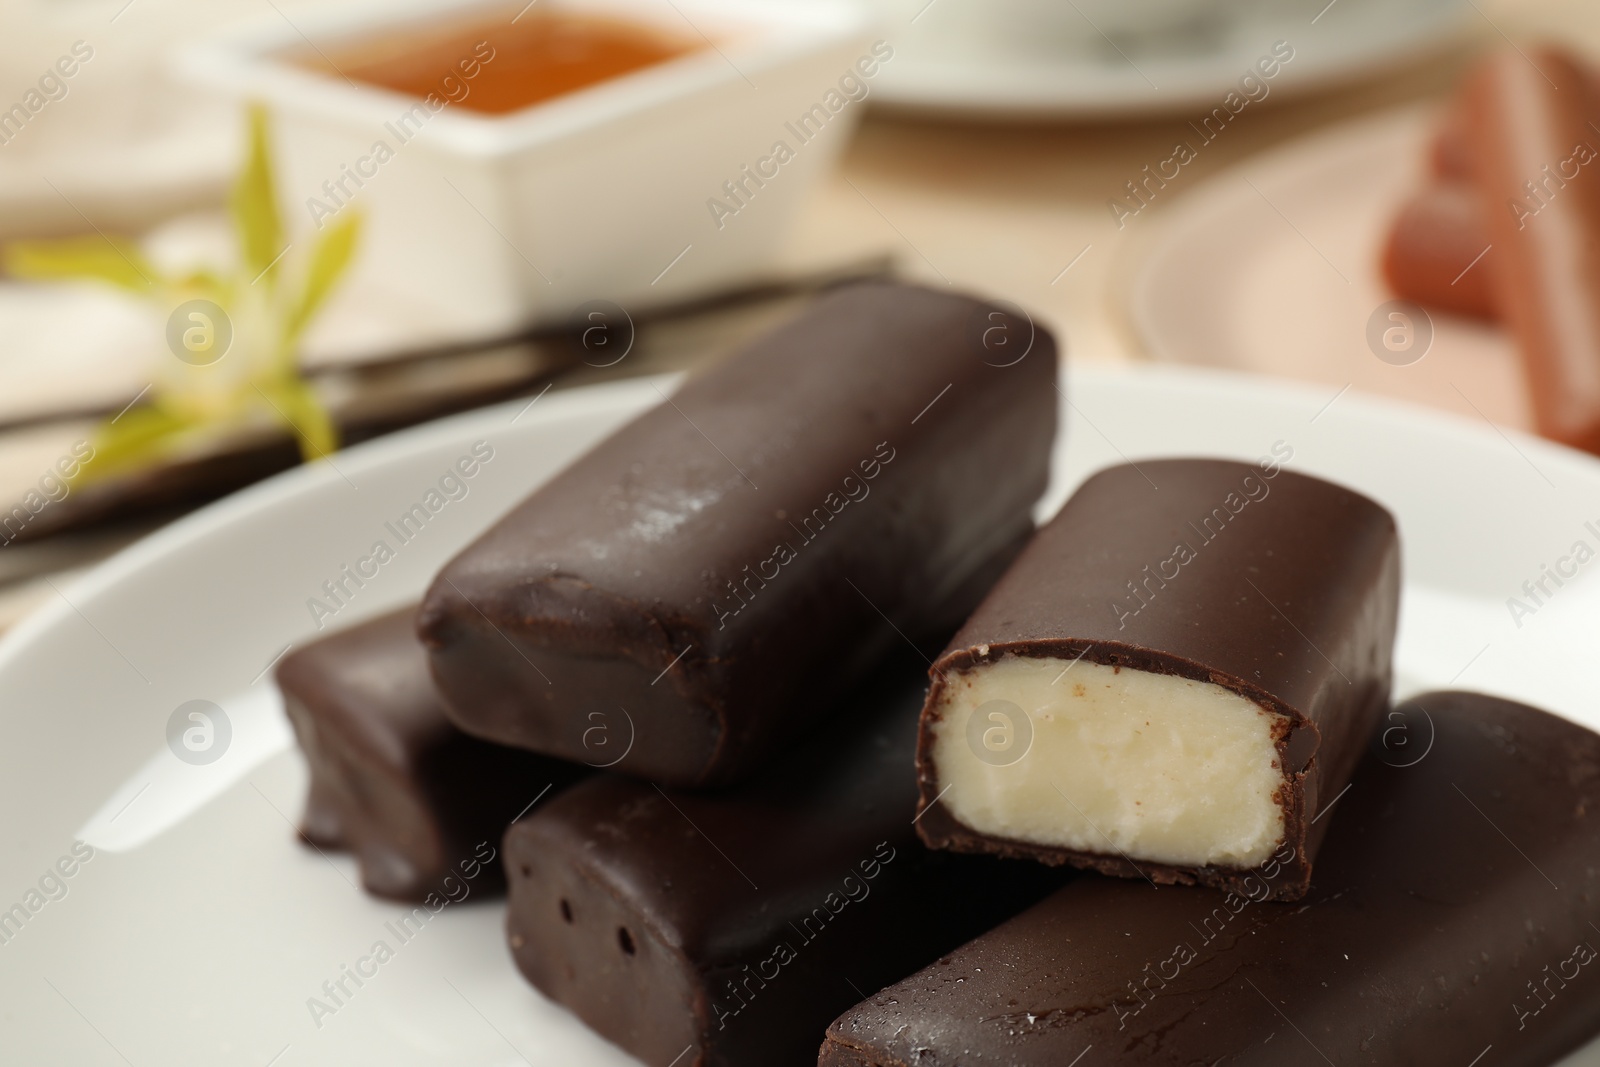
xmin=277 ymin=280 xmax=1600 ymax=1066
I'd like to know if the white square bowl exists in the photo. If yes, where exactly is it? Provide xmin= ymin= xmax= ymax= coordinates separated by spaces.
xmin=177 ymin=0 xmax=877 ymax=346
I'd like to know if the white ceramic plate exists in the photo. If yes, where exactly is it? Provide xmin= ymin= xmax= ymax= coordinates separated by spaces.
xmin=3 ymin=363 xmax=1599 ymax=1065
xmin=1129 ymin=104 xmax=1531 ymax=431
xmin=871 ymin=0 xmax=1466 ymax=119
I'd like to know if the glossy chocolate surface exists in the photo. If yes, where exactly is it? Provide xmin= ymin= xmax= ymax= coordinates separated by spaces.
xmin=828 ymin=692 xmax=1600 ymax=1066
xmin=504 ymin=654 xmax=1066 ymax=1067
xmin=915 ymin=459 xmax=1400 ymax=900
xmin=420 ymin=281 xmax=1058 ymax=786
xmin=279 ymin=606 xmax=587 ymax=900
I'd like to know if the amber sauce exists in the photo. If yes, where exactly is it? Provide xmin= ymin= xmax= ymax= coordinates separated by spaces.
xmin=301 ymin=8 xmax=702 ymax=115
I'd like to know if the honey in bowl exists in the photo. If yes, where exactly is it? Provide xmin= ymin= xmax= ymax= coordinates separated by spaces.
xmin=300 ymin=6 xmax=703 ymax=115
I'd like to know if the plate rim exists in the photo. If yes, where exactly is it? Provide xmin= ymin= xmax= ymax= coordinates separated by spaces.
xmin=3 ymin=357 xmax=1595 ymax=679
xmin=0 ymin=372 xmax=680 ymax=676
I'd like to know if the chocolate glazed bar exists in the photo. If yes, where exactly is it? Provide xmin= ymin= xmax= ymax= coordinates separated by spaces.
xmin=825 ymin=691 xmax=1600 ymax=1066
xmin=419 ymin=281 xmax=1058 ymax=787
xmin=503 ymin=653 xmax=1066 ymax=1067
xmin=915 ymin=457 xmax=1399 ymax=901
xmin=278 ymin=607 xmax=588 ymax=900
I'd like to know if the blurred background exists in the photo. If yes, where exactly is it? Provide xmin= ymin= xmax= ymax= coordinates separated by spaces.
xmin=0 ymin=0 xmax=1590 ymax=630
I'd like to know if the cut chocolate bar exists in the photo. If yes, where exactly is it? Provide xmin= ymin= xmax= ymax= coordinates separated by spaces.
xmin=915 ymin=457 xmax=1399 ymax=901
xmin=503 ymin=653 xmax=1065 ymax=1067
xmin=278 ymin=607 xmax=588 ymax=900
xmin=420 ymin=281 xmax=1058 ymax=786
xmin=827 ymin=691 xmax=1600 ymax=1066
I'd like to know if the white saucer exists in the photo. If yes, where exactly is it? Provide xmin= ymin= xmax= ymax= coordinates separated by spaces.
xmin=1128 ymin=105 xmax=1531 ymax=431
xmin=872 ymin=0 xmax=1467 ymax=119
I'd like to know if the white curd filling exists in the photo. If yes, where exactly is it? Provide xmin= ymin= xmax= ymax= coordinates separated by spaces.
xmin=928 ymin=654 xmax=1288 ymax=868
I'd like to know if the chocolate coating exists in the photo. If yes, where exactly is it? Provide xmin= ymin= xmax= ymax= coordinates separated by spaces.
xmin=278 ymin=607 xmax=588 ymax=900
xmin=504 ymin=653 xmax=1067 ymax=1067
xmin=419 ymin=281 xmax=1058 ymax=786
xmin=1465 ymin=47 xmax=1600 ymax=453
xmin=826 ymin=691 xmax=1600 ymax=1066
xmin=1382 ymin=182 xmax=1498 ymax=320
xmin=915 ymin=458 xmax=1400 ymax=900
